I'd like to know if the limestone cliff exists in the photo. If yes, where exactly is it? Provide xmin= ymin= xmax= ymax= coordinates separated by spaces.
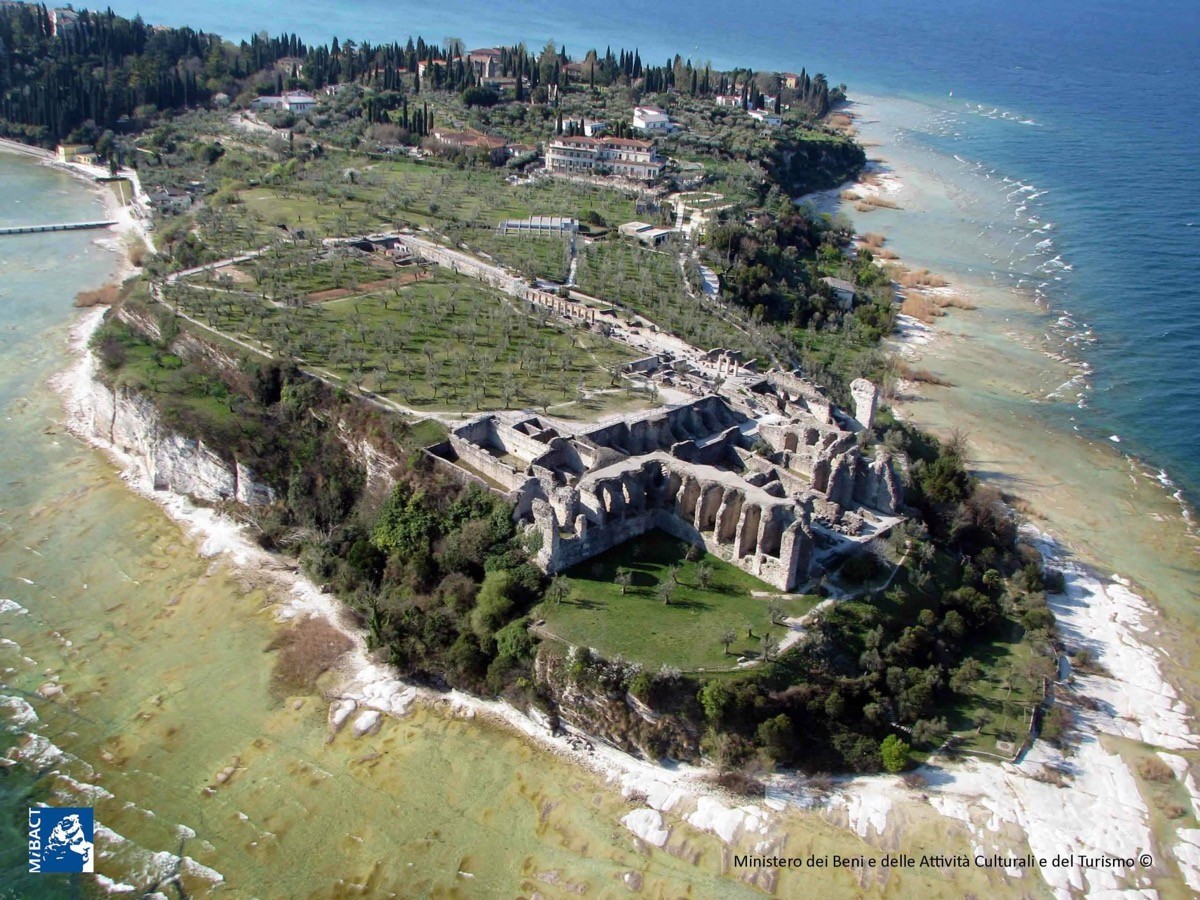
xmin=80 ymin=376 xmax=276 ymax=506
xmin=534 ymin=649 xmax=702 ymax=762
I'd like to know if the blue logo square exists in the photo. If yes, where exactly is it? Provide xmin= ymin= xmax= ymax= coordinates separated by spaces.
xmin=28 ymin=807 xmax=95 ymax=874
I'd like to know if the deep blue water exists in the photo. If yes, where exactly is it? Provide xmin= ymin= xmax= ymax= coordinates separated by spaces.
xmin=103 ymin=0 xmax=1200 ymax=502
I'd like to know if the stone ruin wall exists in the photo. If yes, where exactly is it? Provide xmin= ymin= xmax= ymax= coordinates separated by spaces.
xmin=443 ymin=392 xmax=902 ymax=588
xmin=521 ymin=288 xmax=598 ymax=324
xmin=582 ymin=395 xmax=743 ymax=456
xmin=534 ymin=454 xmax=814 ymax=591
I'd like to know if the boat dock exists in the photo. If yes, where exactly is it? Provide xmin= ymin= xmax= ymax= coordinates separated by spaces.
xmin=0 ymin=220 xmax=117 ymax=236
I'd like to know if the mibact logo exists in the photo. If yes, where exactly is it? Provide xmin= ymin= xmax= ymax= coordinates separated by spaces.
xmin=28 ymin=807 xmax=95 ymax=873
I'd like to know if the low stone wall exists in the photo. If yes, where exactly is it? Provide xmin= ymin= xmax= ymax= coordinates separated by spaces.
xmin=623 ymin=354 xmax=663 ymax=374
xmin=424 ymin=445 xmax=494 ymax=491
xmin=521 ymin=288 xmax=597 ymax=324
xmin=447 ymin=435 xmax=526 ymax=491
xmin=451 ymin=415 xmax=557 ymax=465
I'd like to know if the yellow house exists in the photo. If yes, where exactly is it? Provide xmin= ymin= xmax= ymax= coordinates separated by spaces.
xmin=56 ymin=144 xmax=96 ymax=164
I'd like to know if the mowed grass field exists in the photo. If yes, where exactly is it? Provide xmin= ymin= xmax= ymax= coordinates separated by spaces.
xmin=540 ymin=530 xmax=820 ymax=671
xmin=170 ymin=264 xmax=638 ymax=414
xmin=369 ymin=156 xmax=638 ymax=227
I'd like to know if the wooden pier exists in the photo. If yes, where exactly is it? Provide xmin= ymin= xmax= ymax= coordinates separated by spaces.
xmin=0 ymin=220 xmax=117 ymax=236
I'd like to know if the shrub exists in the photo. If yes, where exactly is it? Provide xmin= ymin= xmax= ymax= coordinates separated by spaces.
xmin=1136 ymin=757 xmax=1175 ymax=783
xmin=919 ymin=453 xmax=971 ymax=505
xmin=698 ymin=680 xmax=731 ymax=726
xmin=1043 ymin=568 xmax=1066 ymax=594
xmin=469 ymin=570 xmax=518 ymax=641
xmin=756 ymin=714 xmax=794 ymax=762
xmin=880 ymin=734 xmax=910 ymax=773
xmin=628 ymin=670 xmax=654 ymax=701
xmin=1039 ymin=705 xmax=1072 ymax=746
xmin=494 ymin=617 xmax=535 ymax=662
xmin=462 ymin=87 xmax=500 ymax=107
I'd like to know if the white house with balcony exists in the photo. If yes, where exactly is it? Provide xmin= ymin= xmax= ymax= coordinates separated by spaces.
xmin=545 ymin=136 xmax=664 ymax=181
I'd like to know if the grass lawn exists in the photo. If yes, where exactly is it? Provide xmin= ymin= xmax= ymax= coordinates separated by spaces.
xmin=575 ymin=240 xmax=689 ymax=315
xmin=210 ymin=155 xmax=637 ymax=248
xmin=223 ymin=251 xmax=388 ymax=299
xmin=372 ymin=156 xmax=638 ymax=227
xmin=238 ymin=188 xmax=390 ymax=238
xmin=942 ymin=626 xmax=1046 ymax=756
xmin=575 ymin=239 xmax=766 ymax=358
xmin=540 ymin=530 xmax=820 ymax=671
xmin=105 ymin=178 xmax=133 ymax=207
xmin=402 ymin=418 xmax=450 ymax=447
xmin=545 ymin=388 xmax=658 ymax=421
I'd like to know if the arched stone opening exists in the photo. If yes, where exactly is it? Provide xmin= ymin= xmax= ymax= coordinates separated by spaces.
xmin=697 ymin=484 xmax=722 ymax=532
xmin=716 ymin=490 xmax=744 ymax=543
xmin=760 ymin=513 xmax=784 ymax=558
xmin=738 ymin=505 xmax=762 ymax=558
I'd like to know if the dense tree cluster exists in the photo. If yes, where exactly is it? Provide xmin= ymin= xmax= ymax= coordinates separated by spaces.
xmin=307 ymin=473 xmax=545 ymax=697
xmin=0 ymin=6 xmax=217 ymax=143
xmin=0 ymin=5 xmax=844 ymax=146
xmin=703 ymin=200 xmax=893 ymax=338
xmin=93 ymin=307 xmax=545 ymax=700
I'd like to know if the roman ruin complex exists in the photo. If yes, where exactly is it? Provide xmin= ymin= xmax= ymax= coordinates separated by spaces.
xmin=425 ymin=371 xmax=904 ymax=592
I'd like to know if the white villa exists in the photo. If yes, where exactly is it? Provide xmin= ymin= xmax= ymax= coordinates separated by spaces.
xmin=250 ymin=90 xmax=317 ymax=113
xmin=748 ymin=109 xmax=783 ymax=126
xmin=632 ymin=105 xmax=672 ymax=132
xmin=618 ymin=221 xmax=676 ymax=247
xmin=545 ymin=136 xmax=664 ymax=181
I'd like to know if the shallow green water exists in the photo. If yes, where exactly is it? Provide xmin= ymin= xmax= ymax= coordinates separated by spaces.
xmin=838 ymin=94 xmax=1200 ymax=698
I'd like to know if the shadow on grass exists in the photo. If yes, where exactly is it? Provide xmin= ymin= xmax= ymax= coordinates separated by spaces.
xmin=663 ymin=597 xmax=713 ymax=612
xmin=569 ymin=597 xmax=606 ymax=611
